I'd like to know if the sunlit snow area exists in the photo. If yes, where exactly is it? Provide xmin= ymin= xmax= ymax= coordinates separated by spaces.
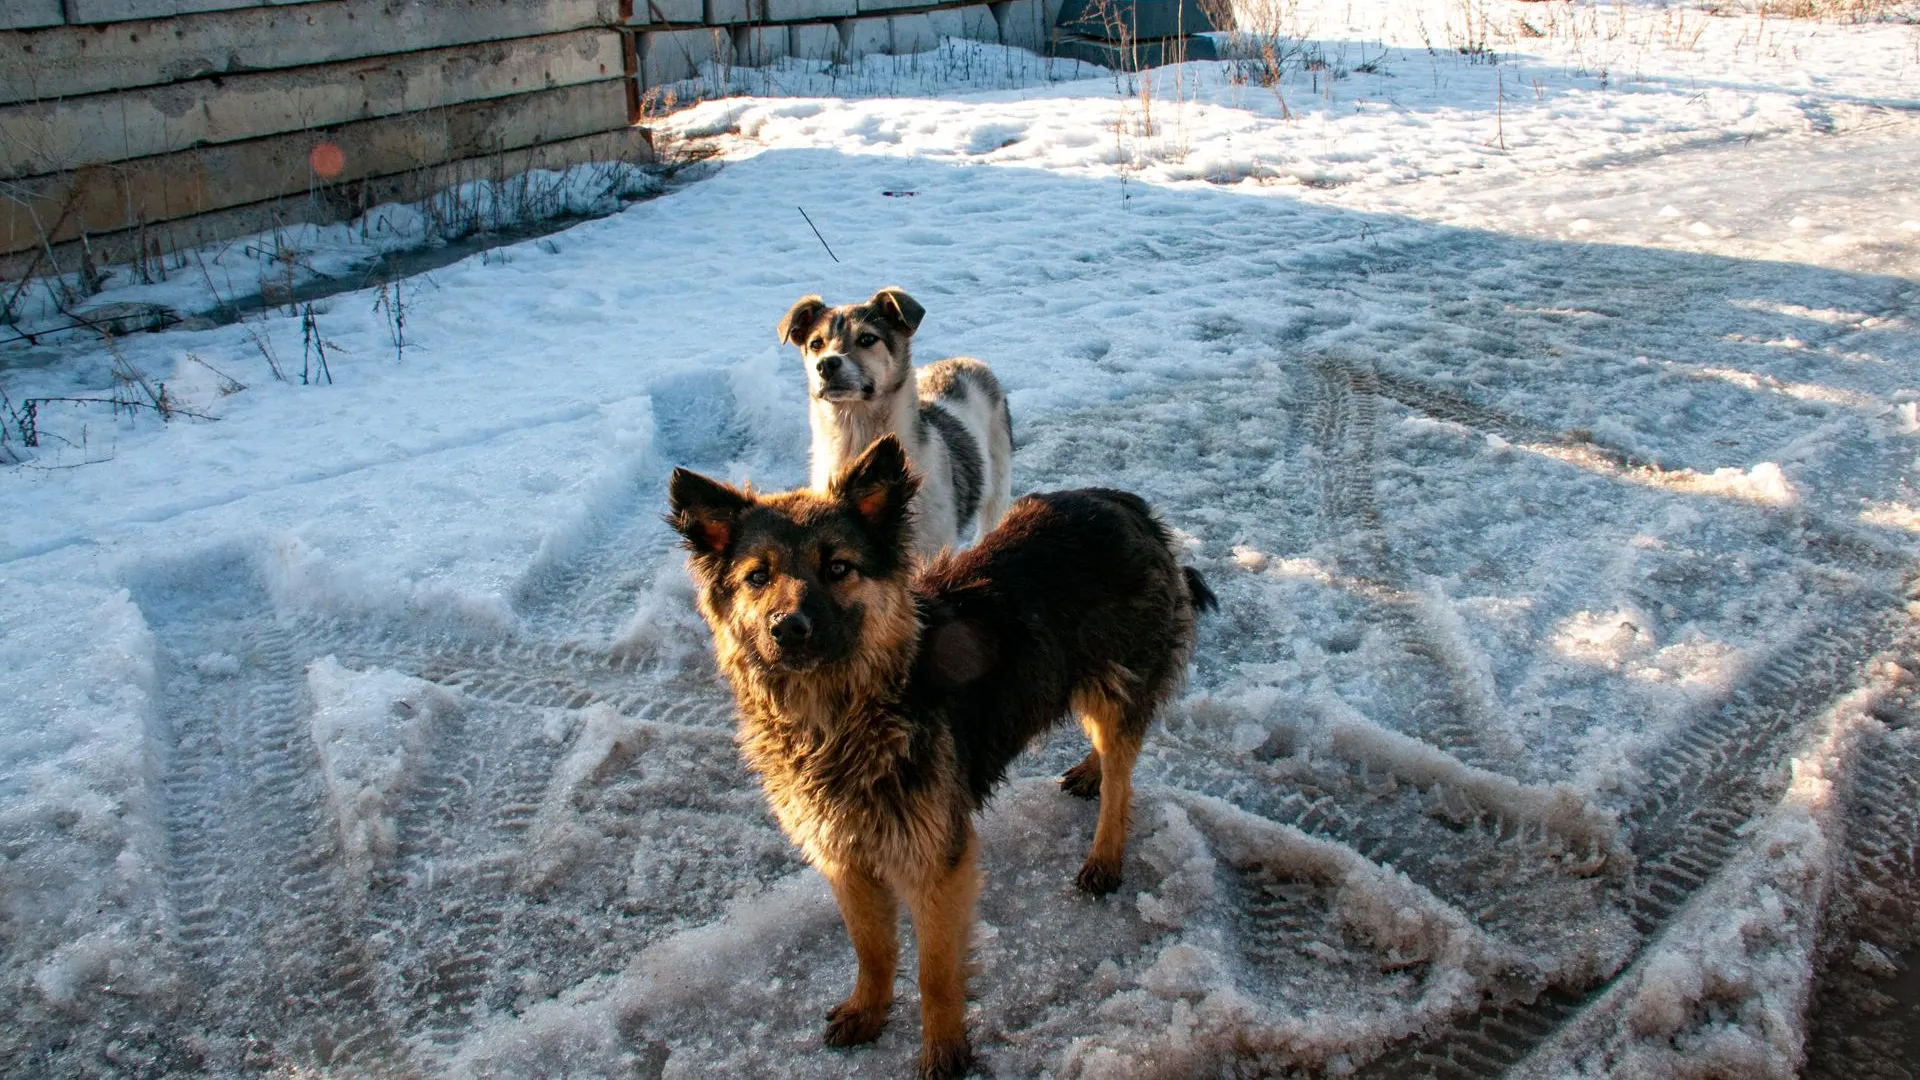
xmin=3 ymin=0 xmax=1919 ymax=1076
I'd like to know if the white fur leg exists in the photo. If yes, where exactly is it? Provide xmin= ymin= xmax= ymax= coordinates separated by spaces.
xmin=974 ymin=411 xmax=1015 ymax=542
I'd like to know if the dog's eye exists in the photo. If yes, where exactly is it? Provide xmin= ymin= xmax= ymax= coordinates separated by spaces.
xmin=855 ymin=333 xmax=878 ymax=348
xmin=809 ymin=337 xmax=824 ymax=351
xmin=825 ymin=559 xmax=853 ymax=581
xmin=745 ymin=567 xmax=771 ymax=588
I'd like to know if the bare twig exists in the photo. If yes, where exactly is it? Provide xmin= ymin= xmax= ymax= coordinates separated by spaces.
xmin=371 ymin=276 xmax=408 ymax=361
xmin=186 ymin=353 xmax=248 ymax=396
xmin=1 ymin=182 xmax=85 ymax=325
xmin=0 ymin=385 xmax=25 ymax=460
xmin=10 ymin=392 xmax=213 ymax=450
xmin=241 ymin=320 xmax=288 ymax=383
xmin=797 ymin=207 xmax=840 ymax=263
xmin=301 ymin=303 xmax=335 ymax=385
xmin=99 ymin=334 xmax=170 ymax=419
xmin=1488 ymin=69 xmax=1508 ymax=150
xmin=189 ymin=246 xmax=241 ymax=322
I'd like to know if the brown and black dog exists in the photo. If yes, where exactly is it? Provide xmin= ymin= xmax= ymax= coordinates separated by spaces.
xmin=667 ymin=435 xmax=1215 ymax=1078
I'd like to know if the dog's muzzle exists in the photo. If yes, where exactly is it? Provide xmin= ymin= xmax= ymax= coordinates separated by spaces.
xmin=813 ymin=355 xmax=873 ymax=402
xmin=765 ymin=611 xmax=825 ymax=669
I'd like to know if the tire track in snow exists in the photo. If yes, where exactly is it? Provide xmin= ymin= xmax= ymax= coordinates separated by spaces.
xmin=409 ymin=640 xmax=738 ymax=730
xmin=155 ymin=618 xmax=402 ymax=1074
xmin=1367 ymin=368 xmax=1907 ymax=574
xmin=371 ymin=691 xmax=568 ymax=1057
xmin=132 ymin=535 xmax=734 ymax=1074
xmin=1803 ymin=680 xmax=1920 ymax=1079
xmin=1358 ymin=607 xmax=1892 ymax=1078
xmin=1021 ymin=363 xmax=1623 ymax=1014
xmin=1310 ymin=358 xmax=1519 ymax=770
xmin=317 ymin=640 xmax=739 ymax=1049
xmin=334 ymin=368 xmax=755 ymax=1060
xmin=1295 ymin=366 xmax=1909 ymax=1076
xmin=512 ymin=369 xmax=754 ymax=641
xmin=1147 ymin=712 xmax=1618 ymax=994
xmin=119 ymin=341 xmax=1909 ymax=1079
xmin=1623 ymin=618 xmax=1883 ymax=931
xmin=1170 ymin=791 xmax=1551 ymax=1075
xmin=147 ymin=606 xmax=747 ymax=1069
xmin=1327 ymin=368 xmax=1905 ymax=918
xmin=383 ymin=679 xmax=737 ymax=1064
xmin=192 ymin=623 xmax=742 ymax=1066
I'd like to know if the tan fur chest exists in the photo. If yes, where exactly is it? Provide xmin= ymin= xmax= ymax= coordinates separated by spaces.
xmin=735 ymin=706 xmax=959 ymax=882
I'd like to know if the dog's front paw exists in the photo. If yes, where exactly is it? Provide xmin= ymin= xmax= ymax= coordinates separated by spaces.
xmin=1058 ymin=759 xmax=1101 ymax=800
xmin=1074 ymin=859 xmax=1122 ymax=895
xmin=919 ymin=1036 xmax=975 ymax=1080
xmin=823 ymin=998 xmax=890 ymax=1047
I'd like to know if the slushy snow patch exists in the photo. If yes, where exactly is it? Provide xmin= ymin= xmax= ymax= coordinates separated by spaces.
xmin=307 ymin=658 xmax=463 ymax=890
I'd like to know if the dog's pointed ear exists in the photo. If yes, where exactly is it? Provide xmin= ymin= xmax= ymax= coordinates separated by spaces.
xmin=778 ymin=295 xmax=828 ymax=346
xmin=667 ymin=468 xmax=751 ymax=556
xmin=867 ymin=287 xmax=925 ymax=337
xmin=829 ymin=435 xmax=917 ymax=545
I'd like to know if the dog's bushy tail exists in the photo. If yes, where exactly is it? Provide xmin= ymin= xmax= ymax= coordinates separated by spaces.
xmin=1183 ymin=567 xmax=1220 ymax=614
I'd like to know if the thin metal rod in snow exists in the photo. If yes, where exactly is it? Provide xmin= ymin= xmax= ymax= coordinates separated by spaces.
xmin=798 ymin=207 xmax=840 ymax=263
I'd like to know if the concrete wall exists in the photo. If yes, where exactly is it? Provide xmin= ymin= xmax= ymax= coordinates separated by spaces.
xmin=2 ymin=0 xmax=1208 ymax=280
xmin=625 ymin=0 xmax=1009 ymax=86
xmin=0 ymin=1 xmax=620 ymax=101
xmin=1 ymin=0 xmax=644 ymax=276
xmin=0 ymin=31 xmax=627 ymax=180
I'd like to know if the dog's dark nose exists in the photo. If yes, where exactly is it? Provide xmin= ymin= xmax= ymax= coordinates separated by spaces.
xmin=770 ymin=611 xmax=812 ymax=645
xmin=816 ymin=356 xmax=843 ymax=380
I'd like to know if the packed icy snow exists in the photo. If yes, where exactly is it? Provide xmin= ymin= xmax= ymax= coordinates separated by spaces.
xmin=3 ymin=0 xmax=1918 ymax=1076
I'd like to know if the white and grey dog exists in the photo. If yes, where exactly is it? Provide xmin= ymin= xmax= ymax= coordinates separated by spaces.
xmin=778 ymin=287 xmax=1013 ymax=557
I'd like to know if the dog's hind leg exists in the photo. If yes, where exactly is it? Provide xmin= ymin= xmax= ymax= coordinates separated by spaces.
xmin=974 ymin=400 xmax=1014 ymax=542
xmin=1072 ymin=687 xmax=1146 ymax=895
xmin=900 ymin=830 xmax=981 ymax=1080
xmin=824 ymin=863 xmax=899 ymax=1048
xmin=1059 ymin=750 xmax=1101 ymax=799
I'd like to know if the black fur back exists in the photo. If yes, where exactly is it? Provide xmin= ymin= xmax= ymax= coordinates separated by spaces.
xmin=909 ymin=489 xmax=1204 ymax=806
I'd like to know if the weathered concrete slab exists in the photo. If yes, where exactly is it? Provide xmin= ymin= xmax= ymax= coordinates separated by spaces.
xmin=1052 ymin=30 xmax=1217 ymax=67
xmin=837 ymin=14 xmax=889 ymax=60
xmin=854 ymin=0 xmax=918 ymax=12
xmin=0 ymin=0 xmax=64 ymax=31
xmin=992 ymin=0 xmax=1055 ymax=52
xmin=0 ymin=30 xmax=623 ymax=181
xmin=733 ymin=24 xmax=789 ymax=65
xmin=765 ymin=0 xmax=855 ymax=22
xmin=1 ymin=80 xmax=630 ymax=257
xmin=628 ymin=0 xmax=703 ymax=24
xmin=705 ymin=0 xmax=770 ymax=23
xmin=0 ymin=0 xmax=621 ymax=105
xmin=64 ymin=0 xmax=335 ymax=27
xmin=927 ymin=4 xmax=997 ymax=43
xmin=788 ymin=21 xmax=840 ymax=60
xmin=1 ymin=123 xmax=653 ymax=281
xmin=638 ymin=26 xmax=730 ymax=86
xmin=889 ymin=12 xmax=937 ymax=53
xmin=1055 ymin=0 xmax=1220 ymax=42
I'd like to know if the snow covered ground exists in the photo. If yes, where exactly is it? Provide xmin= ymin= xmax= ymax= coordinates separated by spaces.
xmin=3 ymin=1 xmax=1919 ymax=1076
